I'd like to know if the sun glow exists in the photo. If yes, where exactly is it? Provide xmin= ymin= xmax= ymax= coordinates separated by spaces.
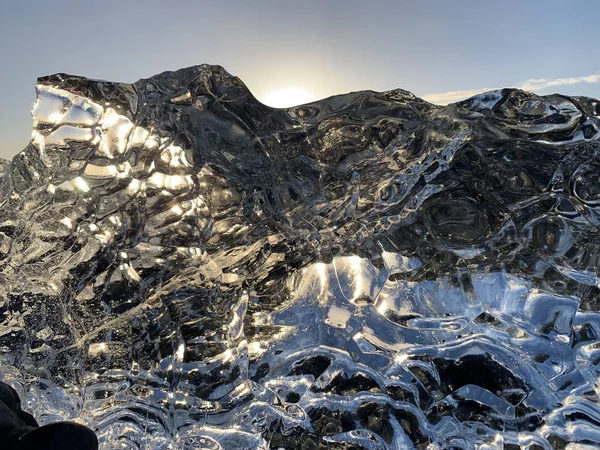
xmin=260 ymin=87 xmax=317 ymax=108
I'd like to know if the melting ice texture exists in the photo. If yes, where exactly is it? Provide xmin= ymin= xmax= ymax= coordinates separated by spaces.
xmin=1 ymin=65 xmax=600 ymax=449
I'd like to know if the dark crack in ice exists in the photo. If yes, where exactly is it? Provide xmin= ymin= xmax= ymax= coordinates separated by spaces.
xmin=1 ymin=65 xmax=600 ymax=449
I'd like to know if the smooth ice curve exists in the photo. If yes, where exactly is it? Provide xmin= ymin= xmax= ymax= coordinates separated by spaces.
xmin=1 ymin=64 xmax=600 ymax=449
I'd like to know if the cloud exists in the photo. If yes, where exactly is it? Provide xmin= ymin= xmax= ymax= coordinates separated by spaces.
xmin=424 ymin=71 xmax=600 ymax=105
xmin=518 ymin=73 xmax=600 ymax=91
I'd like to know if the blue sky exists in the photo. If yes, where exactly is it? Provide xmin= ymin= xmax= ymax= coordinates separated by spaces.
xmin=1 ymin=0 xmax=600 ymax=159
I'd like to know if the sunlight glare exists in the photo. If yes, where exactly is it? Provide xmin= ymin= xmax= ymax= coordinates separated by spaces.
xmin=260 ymin=87 xmax=317 ymax=108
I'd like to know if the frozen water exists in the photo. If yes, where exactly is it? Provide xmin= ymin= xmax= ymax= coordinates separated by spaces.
xmin=1 ymin=65 xmax=600 ymax=448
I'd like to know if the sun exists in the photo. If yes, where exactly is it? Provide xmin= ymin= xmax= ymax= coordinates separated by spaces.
xmin=260 ymin=87 xmax=317 ymax=108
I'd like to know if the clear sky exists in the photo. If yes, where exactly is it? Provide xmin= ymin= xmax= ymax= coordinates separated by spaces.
xmin=1 ymin=0 xmax=600 ymax=159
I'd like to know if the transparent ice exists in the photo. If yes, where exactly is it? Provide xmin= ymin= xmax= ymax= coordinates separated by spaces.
xmin=1 ymin=65 xmax=600 ymax=449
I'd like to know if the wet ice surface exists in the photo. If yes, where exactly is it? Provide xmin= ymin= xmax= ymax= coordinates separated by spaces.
xmin=1 ymin=65 xmax=600 ymax=449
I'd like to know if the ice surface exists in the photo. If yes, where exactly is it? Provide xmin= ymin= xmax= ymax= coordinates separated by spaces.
xmin=1 ymin=64 xmax=600 ymax=448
